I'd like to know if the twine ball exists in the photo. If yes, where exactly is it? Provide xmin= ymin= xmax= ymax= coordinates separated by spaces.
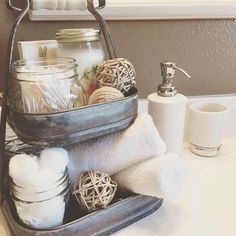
xmin=88 ymin=86 xmax=124 ymax=105
xmin=73 ymin=171 xmax=117 ymax=212
xmin=96 ymin=58 xmax=136 ymax=94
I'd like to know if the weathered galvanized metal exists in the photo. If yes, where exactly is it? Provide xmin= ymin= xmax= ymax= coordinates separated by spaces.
xmin=2 ymin=195 xmax=163 ymax=236
xmin=87 ymin=0 xmax=116 ymax=59
xmin=3 ymin=137 xmax=163 ymax=236
xmin=0 ymin=0 xmax=31 ymax=205
xmin=7 ymin=93 xmax=138 ymax=146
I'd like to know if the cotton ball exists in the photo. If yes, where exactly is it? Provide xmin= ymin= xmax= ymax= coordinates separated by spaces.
xmin=40 ymin=148 xmax=69 ymax=174
xmin=9 ymin=154 xmax=39 ymax=187
xmin=16 ymin=196 xmax=65 ymax=229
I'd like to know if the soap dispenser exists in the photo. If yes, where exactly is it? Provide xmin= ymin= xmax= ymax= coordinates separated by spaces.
xmin=148 ymin=62 xmax=191 ymax=156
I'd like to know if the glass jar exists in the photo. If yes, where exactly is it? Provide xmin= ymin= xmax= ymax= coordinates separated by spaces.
xmin=56 ymin=28 xmax=105 ymax=101
xmin=10 ymin=58 xmax=86 ymax=113
xmin=10 ymin=169 xmax=70 ymax=229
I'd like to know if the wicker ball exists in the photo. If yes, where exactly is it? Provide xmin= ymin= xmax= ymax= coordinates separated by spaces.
xmin=96 ymin=58 xmax=136 ymax=94
xmin=88 ymin=87 xmax=124 ymax=105
xmin=73 ymin=171 xmax=117 ymax=212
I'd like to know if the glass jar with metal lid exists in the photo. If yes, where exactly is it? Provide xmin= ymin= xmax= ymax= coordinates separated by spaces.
xmin=10 ymin=58 xmax=85 ymax=113
xmin=56 ymin=28 xmax=105 ymax=101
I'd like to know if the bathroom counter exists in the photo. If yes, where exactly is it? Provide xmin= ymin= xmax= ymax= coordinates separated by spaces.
xmin=114 ymin=139 xmax=236 ymax=236
xmin=1 ymin=95 xmax=236 ymax=235
xmin=1 ymin=139 xmax=236 ymax=236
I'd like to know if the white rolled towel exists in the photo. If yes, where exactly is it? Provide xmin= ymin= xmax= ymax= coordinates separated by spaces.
xmin=31 ymin=0 xmax=58 ymax=10
xmin=112 ymin=153 xmax=187 ymax=202
xmin=66 ymin=0 xmax=87 ymax=10
xmin=31 ymin=0 xmax=87 ymax=10
xmin=68 ymin=114 xmax=166 ymax=185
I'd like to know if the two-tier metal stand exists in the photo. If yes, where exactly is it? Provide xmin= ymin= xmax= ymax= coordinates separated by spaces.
xmin=0 ymin=1 xmax=163 ymax=235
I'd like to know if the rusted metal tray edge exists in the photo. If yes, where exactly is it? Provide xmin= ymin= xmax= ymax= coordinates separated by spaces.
xmin=7 ymin=93 xmax=138 ymax=146
xmin=8 ymin=115 xmax=137 ymax=146
xmin=9 ymin=93 xmax=138 ymax=116
xmin=2 ymin=195 xmax=163 ymax=236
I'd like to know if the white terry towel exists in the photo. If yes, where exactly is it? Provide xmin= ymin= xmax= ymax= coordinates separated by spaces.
xmin=68 ymin=113 xmax=166 ymax=185
xmin=112 ymin=153 xmax=187 ymax=202
xmin=31 ymin=0 xmax=87 ymax=11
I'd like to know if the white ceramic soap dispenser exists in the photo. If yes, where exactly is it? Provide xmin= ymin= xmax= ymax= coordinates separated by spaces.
xmin=148 ymin=62 xmax=191 ymax=156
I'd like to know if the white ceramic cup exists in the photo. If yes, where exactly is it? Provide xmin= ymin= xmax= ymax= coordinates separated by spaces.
xmin=189 ymin=102 xmax=229 ymax=157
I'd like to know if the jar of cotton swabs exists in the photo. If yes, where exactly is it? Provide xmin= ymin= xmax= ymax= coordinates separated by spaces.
xmin=9 ymin=58 xmax=86 ymax=113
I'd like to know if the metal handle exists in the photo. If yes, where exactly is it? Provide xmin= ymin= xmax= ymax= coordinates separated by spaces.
xmin=0 ymin=0 xmax=30 ymax=205
xmin=95 ymin=0 xmax=106 ymax=10
xmin=0 ymin=0 xmax=115 ymax=204
xmin=5 ymin=0 xmax=22 ymax=11
xmin=87 ymin=0 xmax=116 ymax=59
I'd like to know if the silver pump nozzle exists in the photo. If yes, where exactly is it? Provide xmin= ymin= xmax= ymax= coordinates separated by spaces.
xmin=157 ymin=62 xmax=191 ymax=97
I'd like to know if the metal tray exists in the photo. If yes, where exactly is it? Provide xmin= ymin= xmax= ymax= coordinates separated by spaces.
xmin=2 ymin=135 xmax=163 ymax=236
xmin=0 ymin=2 xmax=162 ymax=236
xmin=7 ymin=93 xmax=138 ymax=146
xmin=3 ymin=194 xmax=163 ymax=236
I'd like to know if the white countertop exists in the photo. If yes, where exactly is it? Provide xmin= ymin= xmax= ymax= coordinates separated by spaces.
xmin=1 ymin=139 xmax=236 ymax=236
xmin=2 ymin=95 xmax=236 ymax=235
xmin=114 ymin=139 xmax=236 ymax=236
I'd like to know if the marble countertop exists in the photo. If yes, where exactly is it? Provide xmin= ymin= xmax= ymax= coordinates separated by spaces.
xmin=1 ymin=139 xmax=236 ymax=236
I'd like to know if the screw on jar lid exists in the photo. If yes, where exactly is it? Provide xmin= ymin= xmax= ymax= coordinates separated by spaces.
xmin=56 ymin=28 xmax=101 ymax=43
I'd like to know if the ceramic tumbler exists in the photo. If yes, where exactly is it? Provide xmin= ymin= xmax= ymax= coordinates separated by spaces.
xmin=189 ymin=102 xmax=229 ymax=157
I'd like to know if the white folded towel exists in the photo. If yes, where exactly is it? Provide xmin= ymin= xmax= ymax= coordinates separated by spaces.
xmin=31 ymin=0 xmax=87 ymax=11
xmin=68 ymin=113 xmax=166 ymax=185
xmin=112 ymin=153 xmax=187 ymax=202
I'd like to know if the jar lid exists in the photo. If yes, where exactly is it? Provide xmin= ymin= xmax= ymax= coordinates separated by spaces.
xmin=56 ymin=28 xmax=101 ymax=42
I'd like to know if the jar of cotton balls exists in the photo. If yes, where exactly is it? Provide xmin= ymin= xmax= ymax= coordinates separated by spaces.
xmin=9 ymin=147 xmax=70 ymax=229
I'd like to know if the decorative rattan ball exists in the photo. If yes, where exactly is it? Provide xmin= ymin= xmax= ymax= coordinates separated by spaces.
xmin=73 ymin=171 xmax=117 ymax=212
xmin=96 ymin=58 xmax=136 ymax=94
xmin=88 ymin=86 xmax=124 ymax=105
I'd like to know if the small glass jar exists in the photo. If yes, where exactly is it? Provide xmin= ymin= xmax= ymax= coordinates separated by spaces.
xmin=10 ymin=58 xmax=86 ymax=113
xmin=10 ymin=169 xmax=70 ymax=229
xmin=56 ymin=28 xmax=105 ymax=100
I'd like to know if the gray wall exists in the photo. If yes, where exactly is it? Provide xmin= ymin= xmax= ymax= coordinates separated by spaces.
xmin=1 ymin=2 xmax=236 ymax=98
